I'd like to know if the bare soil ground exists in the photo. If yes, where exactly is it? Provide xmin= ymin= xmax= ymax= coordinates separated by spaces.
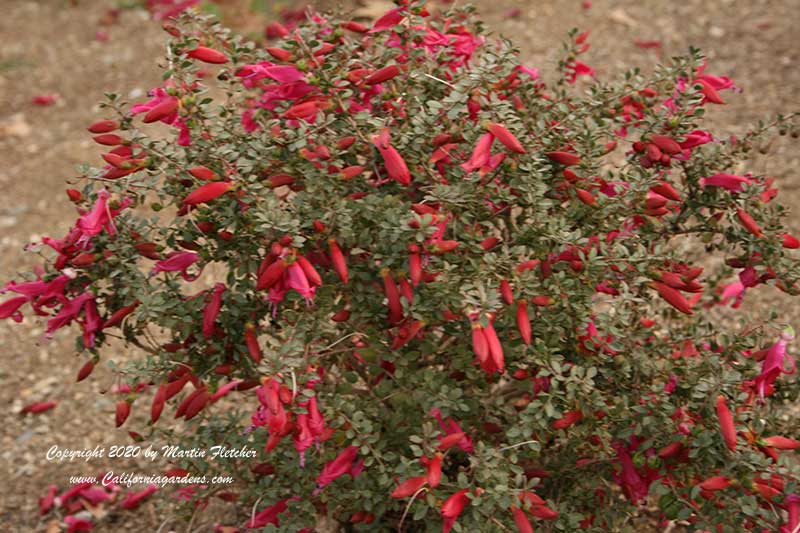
xmin=0 ymin=0 xmax=797 ymax=531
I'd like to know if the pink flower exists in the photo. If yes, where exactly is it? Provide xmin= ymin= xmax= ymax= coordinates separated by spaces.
xmin=718 ymin=280 xmax=746 ymax=308
xmin=286 ymin=263 xmax=315 ymax=304
xmin=754 ymin=328 xmax=796 ymax=400
xmin=679 ymin=130 xmax=714 ymax=151
xmin=516 ymin=65 xmax=540 ymax=80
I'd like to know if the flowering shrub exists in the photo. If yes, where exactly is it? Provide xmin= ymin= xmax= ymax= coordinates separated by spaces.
xmin=5 ymin=2 xmax=800 ymax=531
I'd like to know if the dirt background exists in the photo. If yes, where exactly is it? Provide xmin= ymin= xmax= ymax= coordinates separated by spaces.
xmin=0 ymin=0 xmax=797 ymax=531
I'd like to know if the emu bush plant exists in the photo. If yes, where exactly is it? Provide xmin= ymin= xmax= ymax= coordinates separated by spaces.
xmin=5 ymin=2 xmax=800 ymax=531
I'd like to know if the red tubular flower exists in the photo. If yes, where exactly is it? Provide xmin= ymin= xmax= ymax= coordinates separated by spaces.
xmin=761 ymin=436 xmax=800 ymax=450
xmin=257 ymin=258 xmax=287 ymax=290
xmin=499 ymin=279 xmax=513 ymax=305
xmin=245 ymin=324 xmax=262 ymax=363
xmin=701 ymin=173 xmax=752 ymax=192
xmin=461 ymin=132 xmax=494 ymax=172
xmin=381 ymin=269 xmax=404 ymax=325
xmin=151 ymin=384 xmax=167 ymax=424
xmin=698 ymin=475 xmax=732 ymax=491
xmin=182 ymin=181 xmax=232 ymax=206
xmin=716 ymin=395 xmax=737 ymax=452
xmin=391 ymin=475 xmax=426 ymax=498
xmin=736 ymin=208 xmax=763 ymax=237
xmin=546 ymin=151 xmax=581 ymax=166
xmin=282 ymin=100 xmax=323 ymax=121
xmin=188 ymin=166 xmax=217 ymax=181
xmin=529 ymin=504 xmax=559 ymax=519
xmin=342 ymin=21 xmax=369 ymax=33
xmin=471 ymin=323 xmax=489 ymax=365
xmin=316 ymin=446 xmax=359 ymax=490
xmin=76 ymin=360 xmax=95 ymax=382
xmin=651 ymin=181 xmax=682 ymax=201
xmin=374 ymin=137 xmax=411 ymax=186
xmin=483 ymin=320 xmax=505 ymax=373
xmin=408 ymin=246 xmax=422 ymax=287
xmin=152 ymin=251 xmax=200 ymax=279
xmin=121 ymin=484 xmax=157 ymax=510
xmin=143 ymin=96 xmax=179 ymax=124
xmin=365 ymin=65 xmax=401 ymax=85
xmin=0 ymin=296 xmax=27 ymax=322
xmin=115 ymin=400 xmax=131 ymax=427
xmin=551 ymin=409 xmax=583 ymax=430
xmin=695 ymin=78 xmax=725 ymax=104
xmin=93 ymin=133 xmax=123 ymax=146
xmin=650 ymin=134 xmax=682 ymax=155
xmin=296 ymin=255 xmax=322 ymax=287
xmin=21 ymin=401 xmax=57 ymax=415
xmin=87 ymin=119 xmax=119 ymax=133
xmin=576 ymin=188 xmax=596 ymax=206
xmin=202 ymin=283 xmax=226 ymax=337
xmin=187 ymin=46 xmax=228 ymax=64
xmin=427 ymin=454 xmax=442 ymax=488
xmin=370 ymin=7 xmax=405 ymax=32
xmin=183 ymin=389 xmax=210 ymax=420
xmin=516 ymin=300 xmax=531 ymax=345
xmin=487 ymin=122 xmax=526 ymax=153
xmin=658 ymin=441 xmax=684 ymax=459
xmin=781 ymin=233 xmax=800 ymax=249
xmin=103 ymin=301 xmax=140 ymax=329
xmin=511 ymin=506 xmax=534 ymax=533
xmin=38 ymin=484 xmax=57 ymax=515
xmin=328 ymin=239 xmax=349 ymax=284
xmin=437 ymin=431 xmax=467 ymax=451
xmin=651 ymin=281 xmax=693 ymax=315
xmin=441 ymin=489 xmax=470 ymax=533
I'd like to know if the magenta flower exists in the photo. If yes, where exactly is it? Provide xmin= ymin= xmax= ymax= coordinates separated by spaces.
xmin=151 ymin=252 xmax=201 ymax=281
xmin=0 ymin=296 xmax=27 ymax=322
xmin=132 ymin=86 xmax=192 ymax=145
xmin=46 ymin=292 xmax=94 ymax=339
xmin=754 ymin=328 xmax=796 ymax=401
xmin=701 ymin=173 xmax=753 ymax=192
xmin=80 ymin=296 xmax=102 ymax=348
xmin=718 ymin=280 xmax=746 ymax=308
